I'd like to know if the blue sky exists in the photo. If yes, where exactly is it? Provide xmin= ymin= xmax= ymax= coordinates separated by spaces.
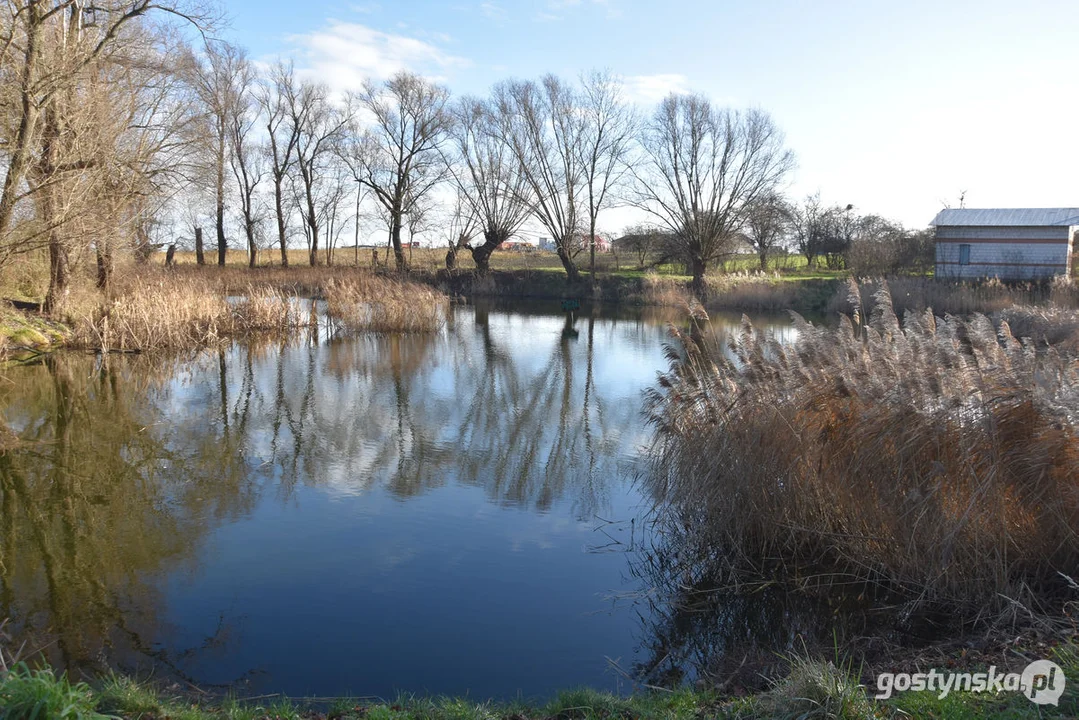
xmin=218 ymin=0 xmax=1079 ymax=231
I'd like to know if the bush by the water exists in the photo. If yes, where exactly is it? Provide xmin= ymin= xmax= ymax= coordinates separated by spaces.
xmin=647 ymin=281 xmax=1079 ymax=620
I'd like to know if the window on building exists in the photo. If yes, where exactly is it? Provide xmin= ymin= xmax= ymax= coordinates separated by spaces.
xmin=959 ymin=244 xmax=971 ymax=265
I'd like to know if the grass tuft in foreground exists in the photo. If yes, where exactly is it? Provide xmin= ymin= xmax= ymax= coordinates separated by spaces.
xmin=0 ymin=663 xmax=106 ymax=720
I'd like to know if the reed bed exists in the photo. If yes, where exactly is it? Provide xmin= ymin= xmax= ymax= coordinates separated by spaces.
xmin=831 ymin=275 xmax=1079 ymax=318
xmin=644 ymin=271 xmax=804 ymax=312
xmin=64 ymin=268 xmax=446 ymax=351
xmin=647 ymin=281 xmax=1079 ymax=622
xmin=71 ymin=274 xmax=240 ymax=351
xmin=323 ymin=275 xmax=447 ymax=334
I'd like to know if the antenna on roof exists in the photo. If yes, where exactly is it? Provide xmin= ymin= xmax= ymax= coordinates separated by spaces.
xmin=959 ymin=190 xmax=967 ymax=209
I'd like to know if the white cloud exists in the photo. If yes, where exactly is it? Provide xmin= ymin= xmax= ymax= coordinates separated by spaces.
xmin=624 ymin=73 xmax=691 ymax=104
xmin=287 ymin=21 xmax=470 ymax=92
xmin=479 ymin=2 xmax=507 ymax=22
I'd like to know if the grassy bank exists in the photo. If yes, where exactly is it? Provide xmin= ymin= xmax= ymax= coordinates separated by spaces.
xmin=1 ymin=646 xmax=1076 ymax=720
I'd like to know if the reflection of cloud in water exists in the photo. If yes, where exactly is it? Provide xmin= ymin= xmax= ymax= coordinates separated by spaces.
xmin=0 ymin=301 xmax=801 ymax=698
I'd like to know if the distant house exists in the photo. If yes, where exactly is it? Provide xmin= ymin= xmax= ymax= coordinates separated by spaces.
xmin=931 ymin=208 xmax=1078 ymax=281
xmin=497 ymin=240 xmax=535 ymax=252
xmin=575 ymin=234 xmax=611 ymax=253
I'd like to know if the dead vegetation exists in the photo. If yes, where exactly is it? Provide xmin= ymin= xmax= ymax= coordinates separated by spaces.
xmin=51 ymin=266 xmax=447 ymax=351
xmin=647 ymin=280 xmax=1079 ymax=623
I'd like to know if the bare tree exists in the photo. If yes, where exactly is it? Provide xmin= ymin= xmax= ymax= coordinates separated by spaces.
xmin=224 ymin=47 xmax=264 ymax=268
xmin=287 ymin=79 xmax=347 ymax=266
xmin=792 ymin=193 xmax=827 ymax=268
xmin=615 ymin=223 xmax=668 ymax=269
xmin=0 ymin=0 xmax=216 ymax=250
xmin=257 ymin=62 xmax=301 ymax=267
xmin=349 ymin=71 xmax=451 ymax=272
xmin=0 ymin=3 xmax=211 ymax=308
xmin=440 ymin=188 xmax=477 ymax=271
xmin=792 ymin=195 xmax=853 ymax=269
xmin=319 ymin=161 xmax=352 ymax=266
xmin=743 ymin=191 xmax=793 ymax=270
xmin=578 ymin=70 xmax=635 ymax=282
xmin=188 ymin=39 xmax=249 ymax=266
xmin=448 ymin=95 xmax=531 ymax=273
xmin=634 ymin=93 xmax=794 ymax=291
xmin=491 ymin=75 xmax=584 ymax=282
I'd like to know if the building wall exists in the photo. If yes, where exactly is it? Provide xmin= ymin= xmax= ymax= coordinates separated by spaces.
xmin=934 ymin=225 xmax=1073 ymax=280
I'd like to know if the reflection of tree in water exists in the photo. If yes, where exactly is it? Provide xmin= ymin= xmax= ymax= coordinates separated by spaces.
xmin=221 ymin=302 xmax=636 ymax=518
xmin=455 ymin=304 xmax=617 ymax=518
xmin=0 ymin=354 xmax=260 ymax=674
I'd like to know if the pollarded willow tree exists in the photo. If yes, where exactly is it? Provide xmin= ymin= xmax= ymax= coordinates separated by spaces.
xmin=448 ymin=95 xmax=533 ymax=273
xmin=491 ymin=75 xmax=585 ymax=283
xmin=634 ymin=94 xmax=795 ymax=292
xmin=348 ymin=71 xmax=452 ymax=272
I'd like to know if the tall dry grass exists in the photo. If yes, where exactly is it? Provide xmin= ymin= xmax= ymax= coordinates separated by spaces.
xmin=643 ymin=271 xmax=804 ymax=312
xmin=323 ymin=275 xmax=447 ymax=333
xmin=831 ymin=275 xmax=1079 ymax=318
xmin=61 ymin=267 xmax=446 ymax=351
xmin=647 ymin=281 xmax=1079 ymax=621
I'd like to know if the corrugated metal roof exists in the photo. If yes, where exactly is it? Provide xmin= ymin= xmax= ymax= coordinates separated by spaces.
xmin=931 ymin=208 xmax=1079 ymax=227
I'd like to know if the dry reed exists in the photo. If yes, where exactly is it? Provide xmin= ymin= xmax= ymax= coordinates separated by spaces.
xmin=323 ymin=275 xmax=447 ymax=334
xmin=64 ymin=267 xmax=446 ymax=351
xmin=647 ymin=280 xmax=1079 ymax=621
xmin=830 ymin=275 xmax=1079 ymax=318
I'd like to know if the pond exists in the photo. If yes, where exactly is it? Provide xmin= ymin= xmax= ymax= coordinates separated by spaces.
xmin=0 ymin=300 xmax=799 ymax=701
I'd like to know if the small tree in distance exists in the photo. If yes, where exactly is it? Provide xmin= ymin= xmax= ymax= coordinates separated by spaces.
xmin=743 ymin=192 xmax=794 ymax=270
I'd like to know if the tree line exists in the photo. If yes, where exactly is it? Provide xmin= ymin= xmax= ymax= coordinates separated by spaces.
xmin=0 ymin=1 xmax=926 ymax=313
xmin=619 ymin=193 xmax=934 ymax=276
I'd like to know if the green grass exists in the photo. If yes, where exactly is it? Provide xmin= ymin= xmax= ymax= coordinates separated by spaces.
xmin=0 ymin=663 xmax=107 ymax=720
xmin=2 ymin=647 xmax=1077 ymax=720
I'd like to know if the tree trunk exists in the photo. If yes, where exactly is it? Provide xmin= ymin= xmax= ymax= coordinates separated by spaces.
xmin=589 ymin=233 xmax=596 ymax=285
xmin=469 ymin=229 xmax=506 ymax=273
xmin=0 ymin=4 xmax=42 ymax=241
xmin=195 ymin=226 xmax=205 ymax=265
xmin=304 ymin=183 xmax=318 ymax=267
xmin=275 ymin=177 xmax=289 ymax=267
xmin=216 ymin=204 xmax=227 ymax=266
xmin=390 ymin=214 xmax=406 ymax=271
xmin=40 ymin=105 xmax=68 ymax=315
xmin=246 ymin=220 xmax=257 ymax=269
xmin=96 ymin=242 xmax=113 ymax=291
xmin=690 ymin=255 xmax=707 ymax=296
xmin=759 ymin=250 xmax=768 ymax=271
xmin=43 ymin=225 xmax=69 ymax=315
xmin=555 ymin=238 xmax=581 ymax=283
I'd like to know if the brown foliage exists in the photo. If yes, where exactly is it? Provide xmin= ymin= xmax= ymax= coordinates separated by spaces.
xmin=648 ymin=281 xmax=1079 ymax=620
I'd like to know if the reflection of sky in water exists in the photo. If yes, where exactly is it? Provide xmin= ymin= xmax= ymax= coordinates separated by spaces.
xmin=0 ymin=302 xmax=797 ymax=701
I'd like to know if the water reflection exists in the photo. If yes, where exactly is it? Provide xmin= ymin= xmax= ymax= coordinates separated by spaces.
xmin=0 ymin=353 xmax=256 ymax=673
xmin=0 ymin=302 xmax=798 ymax=698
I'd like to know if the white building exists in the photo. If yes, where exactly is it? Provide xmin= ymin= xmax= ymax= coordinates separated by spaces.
xmin=932 ymin=208 xmax=1078 ymax=281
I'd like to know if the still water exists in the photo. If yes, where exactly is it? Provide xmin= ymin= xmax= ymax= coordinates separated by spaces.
xmin=0 ymin=301 xmax=797 ymax=701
